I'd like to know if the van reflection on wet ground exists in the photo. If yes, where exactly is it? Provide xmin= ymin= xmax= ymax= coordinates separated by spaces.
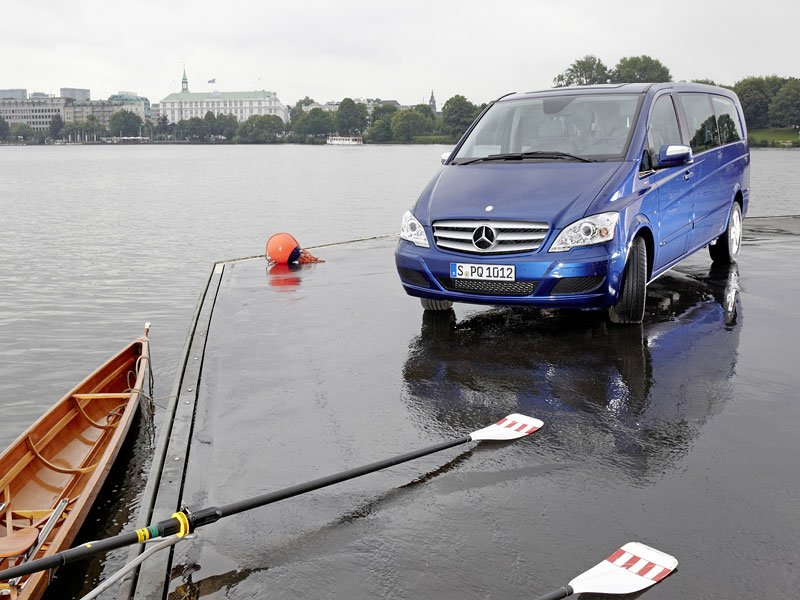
xmin=404 ymin=263 xmax=741 ymax=484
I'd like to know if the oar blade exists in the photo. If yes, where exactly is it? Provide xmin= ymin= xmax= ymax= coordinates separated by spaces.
xmin=469 ymin=414 xmax=543 ymax=441
xmin=569 ymin=542 xmax=677 ymax=595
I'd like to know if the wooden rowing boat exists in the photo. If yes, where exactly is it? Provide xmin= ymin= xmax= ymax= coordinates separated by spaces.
xmin=0 ymin=326 xmax=150 ymax=600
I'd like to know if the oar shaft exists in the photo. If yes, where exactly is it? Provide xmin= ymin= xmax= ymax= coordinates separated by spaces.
xmin=532 ymin=585 xmax=574 ymax=600
xmin=190 ymin=436 xmax=472 ymax=528
xmin=0 ymin=435 xmax=472 ymax=582
xmin=0 ymin=531 xmax=142 ymax=581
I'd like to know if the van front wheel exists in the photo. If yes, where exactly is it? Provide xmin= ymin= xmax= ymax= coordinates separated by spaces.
xmin=421 ymin=298 xmax=453 ymax=311
xmin=608 ymin=237 xmax=647 ymax=325
xmin=709 ymin=202 xmax=742 ymax=264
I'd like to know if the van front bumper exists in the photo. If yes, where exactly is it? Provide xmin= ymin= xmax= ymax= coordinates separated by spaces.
xmin=395 ymin=239 xmax=628 ymax=309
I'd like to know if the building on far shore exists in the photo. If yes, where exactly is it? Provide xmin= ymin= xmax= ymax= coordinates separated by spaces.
xmin=66 ymin=100 xmax=146 ymax=129
xmin=0 ymin=97 xmax=69 ymax=131
xmin=0 ymin=89 xmax=27 ymax=100
xmin=60 ymin=88 xmax=91 ymax=102
xmin=301 ymin=98 xmax=402 ymax=116
xmin=109 ymin=91 xmax=151 ymax=120
xmin=159 ymin=68 xmax=289 ymax=124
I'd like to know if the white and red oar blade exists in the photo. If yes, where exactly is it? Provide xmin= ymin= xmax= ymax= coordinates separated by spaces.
xmin=569 ymin=542 xmax=678 ymax=595
xmin=469 ymin=414 xmax=543 ymax=441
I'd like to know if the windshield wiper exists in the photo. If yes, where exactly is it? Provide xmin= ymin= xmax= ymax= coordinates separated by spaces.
xmin=455 ymin=151 xmax=596 ymax=165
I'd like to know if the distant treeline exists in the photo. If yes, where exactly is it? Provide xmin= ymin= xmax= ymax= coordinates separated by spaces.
xmin=0 ymin=95 xmax=485 ymax=145
xmin=3 ymin=58 xmax=798 ymax=145
xmin=159 ymin=95 xmax=487 ymax=145
xmin=554 ymin=55 xmax=800 ymax=145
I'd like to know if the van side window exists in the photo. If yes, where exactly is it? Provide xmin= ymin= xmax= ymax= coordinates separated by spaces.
xmin=711 ymin=95 xmax=744 ymax=144
xmin=679 ymin=93 xmax=720 ymax=153
xmin=648 ymin=95 xmax=682 ymax=160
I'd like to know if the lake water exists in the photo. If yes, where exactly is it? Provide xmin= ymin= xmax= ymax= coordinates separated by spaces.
xmin=0 ymin=145 xmax=798 ymax=597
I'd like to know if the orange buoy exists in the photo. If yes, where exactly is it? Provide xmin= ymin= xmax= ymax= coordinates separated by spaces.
xmin=266 ymin=233 xmax=301 ymax=264
xmin=265 ymin=233 xmax=324 ymax=264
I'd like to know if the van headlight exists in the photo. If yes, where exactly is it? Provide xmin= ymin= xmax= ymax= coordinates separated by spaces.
xmin=400 ymin=210 xmax=429 ymax=248
xmin=550 ymin=212 xmax=619 ymax=252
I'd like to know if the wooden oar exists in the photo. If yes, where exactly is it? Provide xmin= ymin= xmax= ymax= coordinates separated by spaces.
xmin=533 ymin=542 xmax=678 ymax=600
xmin=0 ymin=413 xmax=543 ymax=582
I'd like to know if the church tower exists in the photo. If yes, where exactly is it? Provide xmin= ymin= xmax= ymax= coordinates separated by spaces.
xmin=428 ymin=90 xmax=437 ymax=114
xmin=181 ymin=67 xmax=189 ymax=93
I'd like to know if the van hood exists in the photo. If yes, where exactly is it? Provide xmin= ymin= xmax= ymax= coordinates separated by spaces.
xmin=418 ymin=162 xmax=624 ymax=228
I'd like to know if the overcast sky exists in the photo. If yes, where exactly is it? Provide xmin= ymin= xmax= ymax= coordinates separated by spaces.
xmin=3 ymin=0 xmax=797 ymax=108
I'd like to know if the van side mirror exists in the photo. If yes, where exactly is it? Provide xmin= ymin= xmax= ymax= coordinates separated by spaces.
xmin=656 ymin=145 xmax=693 ymax=168
xmin=441 ymin=151 xmax=452 ymax=164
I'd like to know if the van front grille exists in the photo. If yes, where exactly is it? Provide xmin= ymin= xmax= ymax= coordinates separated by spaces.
xmin=436 ymin=276 xmax=538 ymax=296
xmin=433 ymin=220 xmax=549 ymax=255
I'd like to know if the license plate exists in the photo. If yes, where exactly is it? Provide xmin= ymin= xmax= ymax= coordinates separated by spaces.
xmin=450 ymin=263 xmax=515 ymax=281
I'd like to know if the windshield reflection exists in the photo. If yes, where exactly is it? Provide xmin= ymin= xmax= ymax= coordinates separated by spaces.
xmin=452 ymin=94 xmax=642 ymax=162
xmin=402 ymin=264 xmax=741 ymax=480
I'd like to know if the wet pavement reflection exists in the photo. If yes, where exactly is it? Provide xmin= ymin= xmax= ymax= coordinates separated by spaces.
xmin=151 ymin=225 xmax=799 ymax=600
xmin=404 ymin=263 xmax=741 ymax=484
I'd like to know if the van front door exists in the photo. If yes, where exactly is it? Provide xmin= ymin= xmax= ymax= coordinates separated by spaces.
xmin=646 ymin=95 xmax=693 ymax=271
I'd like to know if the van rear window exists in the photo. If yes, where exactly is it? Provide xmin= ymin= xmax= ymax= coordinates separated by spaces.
xmin=711 ymin=95 xmax=744 ymax=144
xmin=679 ymin=93 xmax=721 ymax=153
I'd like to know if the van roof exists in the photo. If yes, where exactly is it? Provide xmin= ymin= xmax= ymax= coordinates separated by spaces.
xmin=501 ymin=82 xmax=732 ymax=102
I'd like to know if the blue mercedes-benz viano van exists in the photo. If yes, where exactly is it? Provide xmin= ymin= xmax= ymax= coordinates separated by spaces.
xmin=395 ymin=83 xmax=750 ymax=323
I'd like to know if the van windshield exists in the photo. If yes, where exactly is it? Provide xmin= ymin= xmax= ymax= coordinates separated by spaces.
xmin=452 ymin=94 xmax=642 ymax=164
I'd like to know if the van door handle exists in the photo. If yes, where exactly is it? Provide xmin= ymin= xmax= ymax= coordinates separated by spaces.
xmin=684 ymin=170 xmax=693 ymax=180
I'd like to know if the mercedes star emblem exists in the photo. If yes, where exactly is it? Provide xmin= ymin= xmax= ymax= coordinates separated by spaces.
xmin=472 ymin=225 xmax=496 ymax=250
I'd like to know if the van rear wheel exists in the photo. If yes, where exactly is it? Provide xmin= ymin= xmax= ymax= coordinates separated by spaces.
xmin=421 ymin=298 xmax=453 ymax=311
xmin=709 ymin=202 xmax=742 ymax=264
xmin=608 ymin=237 xmax=647 ymax=325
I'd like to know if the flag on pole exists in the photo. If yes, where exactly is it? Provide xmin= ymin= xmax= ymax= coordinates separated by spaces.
xmin=208 ymin=78 xmax=216 ymax=84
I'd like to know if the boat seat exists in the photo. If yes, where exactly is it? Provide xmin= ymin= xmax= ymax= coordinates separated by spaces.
xmin=26 ymin=436 xmax=98 ymax=475
xmin=70 ymin=394 xmax=130 ymax=430
xmin=0 ymin=527 xmax=39 ymax=559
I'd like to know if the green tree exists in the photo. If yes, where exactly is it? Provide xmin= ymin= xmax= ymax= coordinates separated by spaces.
xmin=10 ymin=123 xmax=35 ymax=142
xmin=768 ymin=79 xmax=800 ymax=128
xmin=156 ymin=114 xmax=170 ymax=136
xmin=296 ymin=108 xmax=335 ymax=137
xmin=763 ymin=76 xmax=790 ymax=97
xmin=236 ymin=115 xmax=284 ymax=143
xmin=370 ymin=103 xmax=397 ymax=125
xmin=216 ymin=113 xmax=239 ymax=140
xmin=181 ymin=117 xmax=208 ymax=140
xmin=734 ymin=77 xmax=773 ymax=129
xmin=367 ymin=117 xmax=393 ymax=142
xmin=203 ymin=111 xmax=218 ymax=136
xmin=691 ymin=78 xmax=717 ymax=86
xmin=49 ymin=115 xmax=65 ymax=139
xmin=84 ymin=115 xmax=105 ymax=138
xmin=611 ymin=55 xmax=671 ymax=83
xmin=391 ymin=110 xmax=427 ymax=142
xmin=108 ymin=110 xmax=144 ymax=137
xmin=336 ymin=98 xmax=368 ymax=135
xmin=442 ymin=95 xmax=478 ymax=139
xmin=0 ymin=116 xmax=9 ymax=140
xmin=290 ymin=96 xmax=316 ymax=122
xmin=554 ymin=55 xmax=610 ymax=87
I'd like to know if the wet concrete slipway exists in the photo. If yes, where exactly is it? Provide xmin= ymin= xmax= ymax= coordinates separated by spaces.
xmin=122 ymin=216 xmax=799 ymax=600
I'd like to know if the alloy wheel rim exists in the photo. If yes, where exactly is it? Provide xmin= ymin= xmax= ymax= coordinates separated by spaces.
xmin=730 ymin=208 xmax=741 ymax=255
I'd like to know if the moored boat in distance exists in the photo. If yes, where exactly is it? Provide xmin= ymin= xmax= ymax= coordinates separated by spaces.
xmin=326 ymin=135 xmax=363 ymax=145
xmin=0 ymin=326 xmax=151 ymax=600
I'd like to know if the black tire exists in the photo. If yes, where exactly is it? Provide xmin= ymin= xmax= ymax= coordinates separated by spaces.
xmin=709 ymin=202 xmax=742 ymax=264
xmin=421 ymin=298 xmax=453 ymax=311
xmin=608 ymin=237 xmax=647 ymax=325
